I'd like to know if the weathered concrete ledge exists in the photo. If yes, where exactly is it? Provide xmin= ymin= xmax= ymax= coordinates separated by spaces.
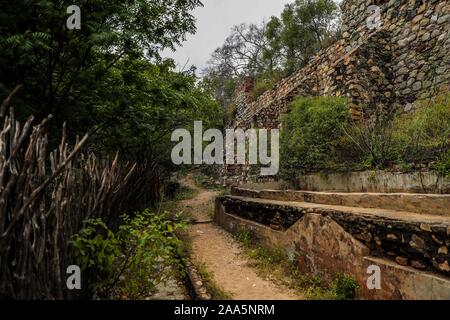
xmin=215 ymin=196 xmax=450 ymax=300
xmin=231 ymin=187 xmax=450 ymax=216
xmin=296 ymin=170 xmax=450 ymax=194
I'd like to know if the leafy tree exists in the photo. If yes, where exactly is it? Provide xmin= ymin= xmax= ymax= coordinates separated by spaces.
xmin=0 ymin=0 xmax=204 ymax=140
xmin=202 ymin=22 xmax=268 ymax=110
xmin=91 ymin=57 xmax=222 ymax=166
xmin=264 ymin=0 xmax=339 ymax=74
xmin=206 ymin=22 xmax=269 ymax=78
xmin=203 ymin=0 xmax=340 ymax=110
xmin=0 ymin=0 xmax=224 ymax=170
xmin=279 ymin=96 xmax=350 ymax=179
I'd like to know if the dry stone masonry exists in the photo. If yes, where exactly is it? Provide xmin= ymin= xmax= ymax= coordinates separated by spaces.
xmin=215 ymin=188 xmax=450 ymax=299
xmin=233 ymin=0 xmax=450 ymax=129
xmin=218 ymin=0 xmax=450 ymax=186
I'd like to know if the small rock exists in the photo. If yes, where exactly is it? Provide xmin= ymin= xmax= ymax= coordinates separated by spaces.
xmin=417 ymin=4 xmax=426 ymax=14
xmin=404 ymin=103 xmax=413 ymax=112
xmin=356 ymin=232 xmax=372 ymax=242
xmin=432 ymin=235 xmax=444 ymax=245
xmin=412 ymin=14 xmax=423 ymax=24
xmin=412 ymin=81 xmax=422 ymax=91
xmin=431 ymin=29 xmax=441 ymax=39
xmin=438 ymin=246 xmax=448 ymax=255
xmin=269 ymin=223 xmax=281 ymax=231
xmin=195 ymin=280 xmax=203 ymax=287
xmin=397 ymin=67 xmax=409 ymax=75
xmin=410 ymin=234 xmax=426 ymax=250
xmin=420 ymin=17 xmax=430 ymax=26
xmin=436 ymin=2 xmax=446 ymax=13
xmin=438 ymin=260 xmax=450 ymax=272
xmin=374 ymin=236 xmax=382 ymax=246
xmin=416 ymin=72 xmax=426 ymax=81
xmin=395 ymin=256 xmax=409 ymax=266
xmin=411 ymin=260 xmax=426 ymax=270
xmin=402 ymin=88 xmax=412 ymax=95
xmin=200 ymin=293 xmax=212 ymax=300
xmin=437 ymin=15 xmax=449 ymax=25
xmin=387 ymin=234 xmax=398 ymax=241
xmin=420 ymin=223 xmax=432 ymax=232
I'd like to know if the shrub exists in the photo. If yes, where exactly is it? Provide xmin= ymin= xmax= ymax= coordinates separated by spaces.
xmin=433 ymin=150 xmax=450 ymax=177
xmin=279 ymin=96 xmax=351 ymax=179
xmin=71 ymin=209 xmax=187 ymax=298
xmin=251 ymin=77 xmax=279 ymax=99
xmin=341 ymin=117 xmax=397 ymax=169
xmin=392 ymin=94 xmax=450 ymax=166
xmin=279 ymin=93 xmax=450 ymax=178
xmin=333 ymin=273 xmax=359 ymax=300
xmin=71 ymin=219 xmax=122 ymax=294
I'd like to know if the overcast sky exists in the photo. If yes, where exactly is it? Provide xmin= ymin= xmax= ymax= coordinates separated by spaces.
xmin=162 ymin=0 xmax=292 ymax=73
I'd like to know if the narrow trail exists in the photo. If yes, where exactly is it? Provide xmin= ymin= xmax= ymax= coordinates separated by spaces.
xmin=178 ymin=174 xmax=301 ymax=300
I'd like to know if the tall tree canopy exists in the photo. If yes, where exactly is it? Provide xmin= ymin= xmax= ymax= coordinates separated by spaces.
xmin=0 ymin=0 xmax=222 ymax=164
xmin=203 ymin=0 xmax=340 ymax=109
xmin=264 ymin=0 xmax=339 ymax=74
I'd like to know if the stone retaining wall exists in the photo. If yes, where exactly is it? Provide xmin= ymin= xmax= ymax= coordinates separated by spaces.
xmin=215 ymin=196 xmax=450 ymax=299
xmin=223 ymin=0 xmax=450 ymax=185
xmin=230 ymin=187 xmax=450 ymax=216
xmin=233 ymin=0 xmax=450 ymax=129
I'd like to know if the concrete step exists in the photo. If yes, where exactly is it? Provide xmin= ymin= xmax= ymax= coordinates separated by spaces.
xmin=231 ymin=187 xmax=450 ymax=217
xmin=218 ymin=195 xmax=450 ymax=277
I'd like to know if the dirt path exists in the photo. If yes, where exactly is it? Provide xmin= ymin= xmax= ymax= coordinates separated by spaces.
xmin=179 ymin=174 xmax=301 ymax=300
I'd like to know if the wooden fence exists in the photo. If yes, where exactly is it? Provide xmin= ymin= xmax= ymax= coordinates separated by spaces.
xmin=0 ymin=88 xmax=160 ymax=299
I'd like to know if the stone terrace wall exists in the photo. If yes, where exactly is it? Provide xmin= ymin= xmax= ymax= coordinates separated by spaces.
xmin=215 ymin=197 xmax=450 ymax=299
xmin=233 ymin=0 xmax=450 ymax=129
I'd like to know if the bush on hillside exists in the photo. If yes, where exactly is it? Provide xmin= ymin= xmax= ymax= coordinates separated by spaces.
xmin=279 ymin=93 xmax=450 ymax=179
xmin=279 ymin=96 xmax=351 ymax=179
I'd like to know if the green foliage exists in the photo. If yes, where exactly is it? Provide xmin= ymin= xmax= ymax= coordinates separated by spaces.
xmin=341 ymin=118 xmax=396 ymax=169
xmin=71 ymin=209 xmax=188 ymax=298
xmin=392 ymin=94 xmax=450 ymax=167
xmin=234 ymin=228 xmax=254 ymax=248
xmin=93 ymin=58 xmax=222 ymax=163
xmin=71 ymin=219 xmax=122 ymax=292
xmin=173 ymin=185 xmax=199 ymax=201
xmin=333 ymin=273 xmax=360 ymax=300
xmin=250 ymin=77 xmax=279 ymax=99
xmin=264 ymin=0 xmax=339 ymax=74
xmin=115 ymin=209 xmax=187 ymax=299
xmin=203 ymin=0 xmax=339 ymax=110
xmin=280 ymin=94 xmax=450 ymax=177
xmin=433 ymin=150 xmax=450 ymax=177
xmin=280 ymin=96 xmax=351 ymax=179
xmin=225 ymin=103 xmax=238 ymax=124
xmin=0 ymin=0 xmax=219 ymax=163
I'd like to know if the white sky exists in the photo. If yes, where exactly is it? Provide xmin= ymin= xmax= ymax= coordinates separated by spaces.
xmin=162 ymin=0 xmax=292 ymax=73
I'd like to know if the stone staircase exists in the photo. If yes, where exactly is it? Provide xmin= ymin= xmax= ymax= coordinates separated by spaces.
xmin=214 ymin=187 xmax=450 ymax=299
